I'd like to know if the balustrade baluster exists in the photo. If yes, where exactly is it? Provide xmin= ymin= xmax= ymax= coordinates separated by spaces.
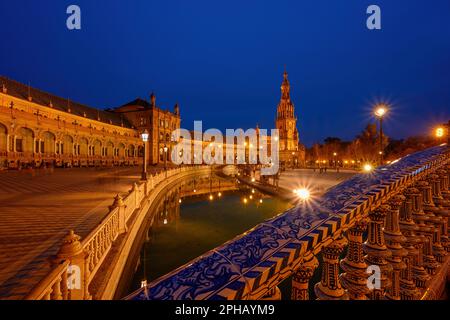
xmin=61 ymin=270 xmax=69 ymax=300
xmin=50 ymin=278 xmax=62 ymax=300
xmin=363 ymin=205 xmax=392 ymax=300
xmin=340 ymin=220 xmax=370 ymax=300
xmin=408 ymin=185 xmax=439 ymax=275
xmin=384 ymin=195 xmax=408 ymax=300
xmin=432 ymin=170 xmax=450 ymax=253
xmin=291 ymin=256 xmax=318 ymax=300
xmin=314 ymin=237 xmax=349 ymax=300
xmin=400 ymin=189 xmax=427 ymax=296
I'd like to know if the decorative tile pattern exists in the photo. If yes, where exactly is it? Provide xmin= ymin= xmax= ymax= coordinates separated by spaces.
xmin=126 ymin=145 xmax=449 ymax=300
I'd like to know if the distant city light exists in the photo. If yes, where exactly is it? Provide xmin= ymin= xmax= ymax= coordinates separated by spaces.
xmin=251 ymin=177 xmax=255 ymax=182
xmin=243 ymin=198 xmax=248 ymax=204
xmin=435 ymin=127 xmax=444 ymax=138
xmin=218 ymin=192 xmax=222 ymax=197
xmin=259 ymin=199 xmax=263 ymax=204
xmin=209 ymin=194 xmax=213 ymax=201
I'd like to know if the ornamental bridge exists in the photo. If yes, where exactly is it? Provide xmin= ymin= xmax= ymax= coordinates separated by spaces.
xmin=25 ymin=145 xmax=450 ymax=300
xmin=127 ymin=144 xmax=450 ymax=300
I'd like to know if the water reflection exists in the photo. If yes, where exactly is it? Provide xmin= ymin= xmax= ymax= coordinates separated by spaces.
xmin=127 ymin=176 xmax=292 ymax=296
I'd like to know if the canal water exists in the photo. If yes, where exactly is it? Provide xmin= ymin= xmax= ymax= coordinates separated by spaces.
xmin=127 ymin=187 xmax=293 ymax=297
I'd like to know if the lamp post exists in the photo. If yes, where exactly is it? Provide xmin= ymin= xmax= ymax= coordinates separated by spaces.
xmin=333 ymin=152 xmax=337 ymax=171
xmin=141 ymin=129 xmax=149 ymax=181
xmin=163 ymin=144 xmax=168 ymax=171
xmin=374 ymin=105 xmax=387 ymax=165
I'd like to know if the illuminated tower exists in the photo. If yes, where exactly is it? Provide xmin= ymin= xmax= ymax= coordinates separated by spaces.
xmin=275 ymin=70 xmax=302 ymax=168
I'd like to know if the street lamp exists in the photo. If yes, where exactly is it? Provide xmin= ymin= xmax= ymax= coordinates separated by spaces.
xmin=374 ymin=104 xmax=388 ymax=165
xmin=163 ymin=144 xmax=168 ymax=171
xmin=141 ymin=129 xmax=149 ymax=180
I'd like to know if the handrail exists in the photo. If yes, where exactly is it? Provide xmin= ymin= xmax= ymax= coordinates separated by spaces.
xmin=24 ymin=165 xmax=210 ymax=300
xmin=126 ymin=144 xmax=450 ymax=300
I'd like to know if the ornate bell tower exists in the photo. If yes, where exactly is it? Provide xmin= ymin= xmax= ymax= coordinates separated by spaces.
xmin=275 ymin=70 xmax=301 ymax=168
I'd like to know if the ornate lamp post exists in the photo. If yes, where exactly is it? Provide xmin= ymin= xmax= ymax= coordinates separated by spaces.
xmin=141 ymin=129 xmax=149 ymax=181
xmin=163 ymin=144 xmax=168 ymax=171
xmin=374 ymin=105 xmax=388 ymax=165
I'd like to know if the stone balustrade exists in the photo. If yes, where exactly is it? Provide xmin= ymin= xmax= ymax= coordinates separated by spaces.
xmin=24 ymin=165 xmax=210 ymax=300
xmin=126 ymin=144 xmax=450 ymax=300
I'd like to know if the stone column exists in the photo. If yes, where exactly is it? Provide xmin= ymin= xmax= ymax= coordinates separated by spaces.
xmin=340 ymin=220 xmax=370 ymax=300
xmin=314 ymin=237 xmax=349 ymax=300
xmin=363 ymin=205 xmax=393 ymax=300
xmin=51 ymin=230 xmax=91 ymax=300
xmin=291 ymin=256 xmax=319 ymax=300
xmin=384 ymin=195 xmax=408 ymax=300
xmin=408 ymin=185 xmax=439 ymax=275
xmin=399 ymin=189 xmax=428 ymax=296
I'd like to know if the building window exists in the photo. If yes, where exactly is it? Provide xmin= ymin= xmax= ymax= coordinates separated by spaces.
xmin=40 ymin=141 xmax=45 ymax=153
xmin=35 ymin=140 xmax=39 ymax=153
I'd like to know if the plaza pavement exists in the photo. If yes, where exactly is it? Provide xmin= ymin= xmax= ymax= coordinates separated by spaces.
xmin=0 ymin=166 xmax=153 ymax=299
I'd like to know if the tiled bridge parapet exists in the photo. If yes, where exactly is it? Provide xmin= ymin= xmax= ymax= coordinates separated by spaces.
xmin=127 ymin=144 xmax=450 ymax=300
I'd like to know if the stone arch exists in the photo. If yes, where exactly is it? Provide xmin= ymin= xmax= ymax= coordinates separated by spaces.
xmin=0 ymin=122 xmax=7 ymax=152
xmin=62 ymin=135 xmax=74 ymax=155
xmin=106 ymin=141 xmax=114 ymax=157
xmin=42 ymin=131 xmax=56 ymax=154
xmin=79 ymin=137 xmax=89 ymax=156
xmin=16 ymin=127 xmax=34 ymax=153
xmin=128 ymin=144 xmax=135 ymax=157
xmin=117 ymin=142 xmax=126 ymax=157
xmin=93 ymin=139 xmax=102 ymax=156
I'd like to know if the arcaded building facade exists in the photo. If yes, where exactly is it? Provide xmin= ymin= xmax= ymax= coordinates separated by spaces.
xmin=0 ymin=76 xmax=179 ymax=169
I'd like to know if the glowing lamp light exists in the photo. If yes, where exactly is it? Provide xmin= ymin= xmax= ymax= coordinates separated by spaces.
xmin=140 ymin=280 xmax=147 ymax=288
xmin=294 ymin=188 xmax=310 ymax=201
xmin=251 ymin=177 xmax=256 ymax=182
xmin=209 ymin=194 xmax=213 ymax=201
xmin=243 ymin=198 xmax=248 ymax=204
xmin=435 ymin=127 xmax=444 ymax=138
xmin=259 ymin=199 xmax=263 ymax=204
xmin=218 ymin=192 xmax=222 ymax=197
xmin=363 ymin=164 xmax=373 ymax=173
xmin=193 ymin=189 xmax=197 ymax=193
xmin=178 ymin=199 xmax=182 ymax=203
xmin=163 ymin=218 xmax=168 ymax=225
xmin=141 ymin=129 xmax=149 ymax=142
xmin=249 ymin=195 xmax=253 ymax=200
xmin=251 ymin=189 xmax=255 ymax=194
xmin=374 ymin=105 xmax=387 ymax=118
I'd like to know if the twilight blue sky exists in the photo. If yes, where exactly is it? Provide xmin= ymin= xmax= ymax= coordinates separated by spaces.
xmin=0 ymin=0 xmax=449 ymax=146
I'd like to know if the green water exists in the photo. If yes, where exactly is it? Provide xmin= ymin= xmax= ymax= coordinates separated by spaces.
xmin=128 ymin=189 xmax=292 ymax=295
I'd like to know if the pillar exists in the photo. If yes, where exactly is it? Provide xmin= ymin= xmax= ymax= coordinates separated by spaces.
xmin=432 ymin=170 xmax=450 ymax=253
xmin=363 ymin=204 xmax=392 ymax=300
xmin=399 ymin=189 xmax=428 ymax=296
xmin=51 ymin=230 xmax=90 ymax=300
xmin=384 ymin=195 xmax=408 ymax=300
xmin=314 ymin=237 xmax=349 ymax=300
xmin=340 ymin=220 xmax=370 ymax=300
xmin=291 ymin=256 xmax=319 ymax=300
